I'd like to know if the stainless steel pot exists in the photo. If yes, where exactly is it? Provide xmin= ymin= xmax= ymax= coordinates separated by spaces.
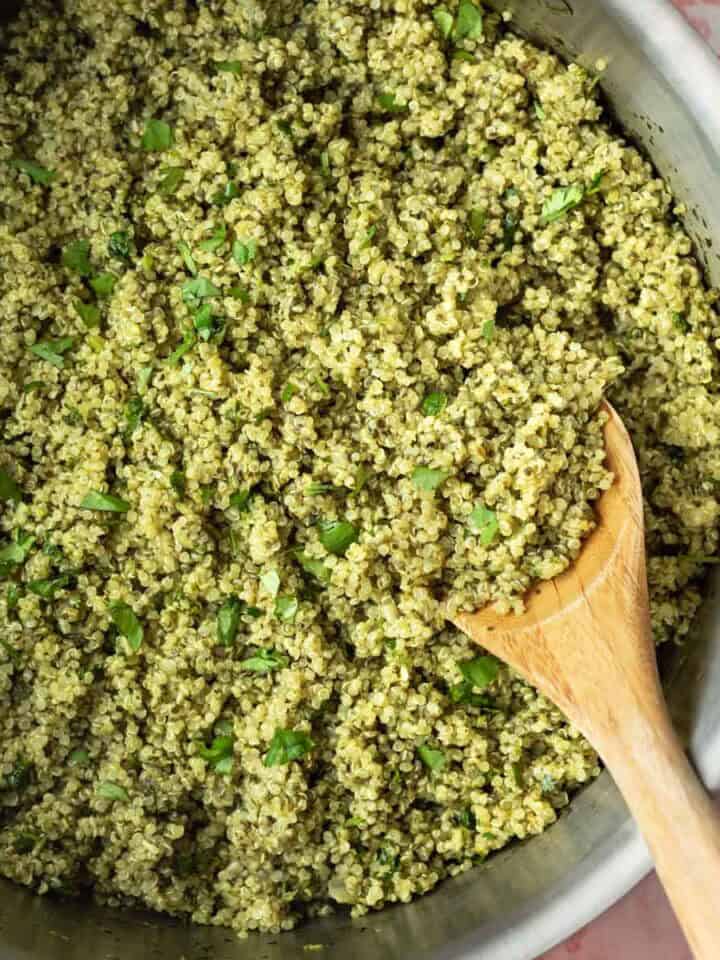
xmin=3 ymin=1 xmax=720 ymax=957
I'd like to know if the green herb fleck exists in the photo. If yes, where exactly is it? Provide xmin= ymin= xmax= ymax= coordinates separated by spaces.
xmin=229 ymin=489 xmax=251 ymax=512
xmin=74 ymin=300 xmax=101 ymax=328
xmin=318 ymin=520 xmax=359 ymax=556
xmin=481 ymin=317 xmax=495 ymax=342
xmin=158 ymin=165 xmax=186 ymax=195
xmin=468 ymin=208 xmax=488 ymax=240
xmin=533 ymin=100 xmax=546 ymax=120
xmin=260 ymin=569 xmax=281 ymax=597
xmin=360 ymin=225 xmax=377 ymax=250
xmin=264 ymin=728 xmax=315 ymax=767
xmin=540 ymin=184 xmax=586 ymax=224
xmin=90 ymin=272 xmax=117 ymax=298
xmin=432 ymin=5 xmax=454 ymax=38
xmin=421 ymin=391 xmax=448 ymax=416
xmin=23 ymin=380 xmax=46 ymax=394
xmin=170 ymin=470 xmax=186 ymax=497
xmin=96 ymin=781 xmax=129 ymax=802
xmin=217 ymin=596 xmax=243 ymax=646
xmin=28 ymin=573 xmax=73 ymax=599
xmin=377 ymin=92 xmax=407 ymax=114
xmin=9 ymin=157 xmax=56 ymax=186
xmin=30 ymin=338 xmax=74 ymax=369
xmin=673 ymin=312 xmax=690 ymax=334
xmin=108 ymin=231 xmax=132 ymax=261
xmin=0 ymin=469 xmax=22 ymax=503
xmin=13 ymin=833 xmax=37 ymax=854
xmin=281 ymin=382 xmax=298 ymax=403
xmin=239 ymin=648 xmax=289 ymax=674
xmin=80 ymin=490 xmax=130 ymax=513
xmin=454 ymin=0 xmax=483 ymax=40
xmin=586 ymin=169 xmax=607 ymax=195
xmin=199 ymin=225 xmax=227 ymax=253
xmin=232 ymin=238 xmax=257 ymax=266
xmin=141 ymin=118 xmax=174 ymax=152
xmin=412 ymin=466 xmax=449 ymax=492
xmin=459 ymin=654 xmax=500 ymax=691
xmin=212 ymin=180 xmax=240 ymax=206
xmin=177 ymin=241 xmax=197 ymax=275
xmin=167 ymin=329 xmax=197 ymax=365
xmin=275 ymin=595 xmax=299 ymax=622
xmin=214 ymin=59 xmax=242 ymax=74
xmin=199 ymin=735 xmax=233 ymax=774
xmin=62 ymin=240 xmax=92 ymax=276
xmin=469 ymin=503 xmax=499 ymax=544
xmin=293 ymin=551 xmax=330 ymax=583
xmin=417 ymin=743 xmax=446 ymax=772
xmin=109 ymin=600 xmax=143 ymax=652
xmin=182 ymin=275 xmax=221 ymax=308
xmin=68 ymin=749 xmax=90 ymax=767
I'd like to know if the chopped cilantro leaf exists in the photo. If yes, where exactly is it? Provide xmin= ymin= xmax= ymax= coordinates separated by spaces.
xmin=412 ymin=466 xmax=449 ymax=492
xmin=469 ymin=503 xmax=499 ymax=544
xmin=158 ymin=166 xmax=186 ymax=195
xmin=0 ymin=469 xmax=22 ymax=503
xmin=96 ymin=781 xmax=129 ymax=801
xmin=109 ymin=600 xmax=144 ymax=652
xmin=417 ymin=743 xmax=446 ymax=772
xmin=318 ymin=520 xmax=359 ymax=556
xmin=232 ymin=238 xmax=257 ymax=266
xmin=61 ymin=240 xmax=92 ymax=276
xmin=275 ymin=595 xmax=299 ymax=621
xmin=74 ymin=300 xmax=101 ymax=328
xmin=141 ymin=118 xmax=174 ymax=152
xmin=80 ymin=490 xmax=130 ymax=513
xmin=421 ymin=391 xmax=448 ymax=416
xmin=30 ymin=338 xmax=74 ymax=369
xmin=9 ymin=157 xmax=56 ymax=186
xmin=89 ymin=272 xmax=117 ymax=298
xmin=239 ymin=648 xmax=289 ymax=673
xmin=540 ymin=184 xmax=585 ymax=224
xmin=108 ymin=231 xmax=132 ymax=261
xmin=217 ymin=596 xmax=243 ymax=646
xmin=458 ymin=655 xmax=500 ymax=690
xmin=264 ymin=728 xmax=315 ymax=767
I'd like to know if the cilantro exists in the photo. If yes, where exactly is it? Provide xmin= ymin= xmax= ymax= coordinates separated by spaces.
xmin=61 ymin=240 xmax=92 ymax=276
xmin=377 ymin=92 xmax=407 ymax=114
xmin=23 ymin=381 xmax=46 ymax=394
xmin=141 ymin=118 xmax=174 ymax=152
xmin=80 ymin=490 xmax=130 ymax=513
xmin=182 ymin=275 xmax=221 ymax=308
xmin=232 ymin=238 xmax=257 ymax=266
xmin=281 ymin=382 xmax=298 ymax=403
xmin=108 ymin=231 xmax=132 ymax=261
xmin=673 ymin=311 xmax=690 ymax=334
xmin=468 ymin=208 xmax=487 ymax=240
xmin=360 ymin=225 xmax=377 ymax=250
xmin=199 ymin=225 xmax=227 ymax=252
xmin=0 ymin=531 xmax=35 ymax=573
xmin=417 ymin=743 xmax=446 ymax=772
xmin=459 ymin=655 xmax=500 ymax=690
xmin=170 ymin=470 xmax=186 ymax=497
xmin=586 ymin=169 xmax=607 ymax=195
xmin=6 ymin=585 xmax=20 ymax=610
xmin=305 ymin=482 xmax=339 ymax=496
xmin=9 ymin=158 xmax=56 ymax=186
xmin=30 ymin=337 xmax=74 ymax=369
xmin=28 ymin=573 xmax=73 ymax=599
xmin=217 ymin=596 xmax=243 ymax=646
xmin=318 ymin=520 xmax=359 ymax=556
xmin=502 ymin=211 xmax=519 ymax=249
xmin=90 ymin=272 xmax=117 ymax=298
xmin=166 ymin=329 xmax=197 ymax=365
xmin=412 ymin=466 xmax=449 ymax=492
xmin=469 ymin=503 xmax=498 ymax=544
xmin=293 ymin=551 xmax=330 ymax=583
xmin=212 ymin=180 xmax=240 ymax=206
xmin=276 ymin=119 xmax=293 ymax=137
xmin=68 ymin=749 xmax=90 ymax=767
xmin=239 ymin=648 xmax=289 ymax=673
xmin=540 ymin=184 xmax=586 ymax=224
xmin=275 ymin=595 xmax=299 ymax=621
xmin=109 ymin=600 xmax=144 ymax=652
xmin=260 ymin=569 xmax=281 ymax=597
xmin=421 ymin=391 xmax=448 ymax=416
xmin=137 ymin=365 xmax=154 ymax=392
xmin=96 ymin=782 xmax=129 ymax=802
xmin=198 ymin=735 xmax=233 ymax=774
xmin=481 ymin=317 xmax=495 ymax=342
xmin=454 ymin=0 xmax=483 ymax=40
xmin=320 ymin=151 xmax=331 ymax=177
xmin=193 ymin=303 xmax=221 ymax=341
xmin=214 ymin=60 xmax=242 ymax=74
xmin=13 ymin=833 xmax=37 ymax=854
xmin=4 ymin=759 xmax=33 ymax=791
xmin=176 ymin=243 xmax=197 ymax=278
xmin=452 ymin=49 xmax=476 ymax=63
xmin=0 ymin=469 xmax=22 ymax=503
xmin=229 ymin=489 xmax=252 ymax=511
xmin=354 ymin=466 xmax=370 ymax=493
xmin=432 ymin=5 xmax=454 ymax=38
xmin=458 ymin=808 xmax=477 ymax=830
xmin=74 ymin=300 xmax=101 ymax=328
xmin=533 ymin=100 xmax=546 ymax=120
xmin=158 ymin=166 xmax=186 ymax=195
xmin=228 ymin=285 xmax=251 ymax=302
xmin=264 ymin=728 xmax=315 ymax=767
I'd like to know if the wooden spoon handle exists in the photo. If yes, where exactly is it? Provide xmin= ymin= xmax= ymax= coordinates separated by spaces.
xmin=599 ymin=702 xmax=720 ymax=959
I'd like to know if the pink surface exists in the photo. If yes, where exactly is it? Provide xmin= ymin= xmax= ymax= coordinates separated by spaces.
xmin=538 ymin=3 xmax=717 ymax=958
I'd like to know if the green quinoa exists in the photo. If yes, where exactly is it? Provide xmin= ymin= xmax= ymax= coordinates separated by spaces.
xmin=1 ymin=0 xmax=719 ymax=938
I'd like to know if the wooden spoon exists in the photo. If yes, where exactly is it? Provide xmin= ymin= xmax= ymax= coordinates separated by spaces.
xmin=453 ymin=402 xmax=720 ymax=959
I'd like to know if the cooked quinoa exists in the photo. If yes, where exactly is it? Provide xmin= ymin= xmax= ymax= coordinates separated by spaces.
xmin=1 ymin=0 xmax=719 ymax=938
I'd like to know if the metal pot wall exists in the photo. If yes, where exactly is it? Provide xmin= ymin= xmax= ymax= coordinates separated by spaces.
xmin=2 ymin=2 xmax=720 ymax=958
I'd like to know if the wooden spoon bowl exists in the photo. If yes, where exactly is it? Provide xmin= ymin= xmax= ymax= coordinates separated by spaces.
xmin=453 ymin=402 xmax=720 ymax=959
